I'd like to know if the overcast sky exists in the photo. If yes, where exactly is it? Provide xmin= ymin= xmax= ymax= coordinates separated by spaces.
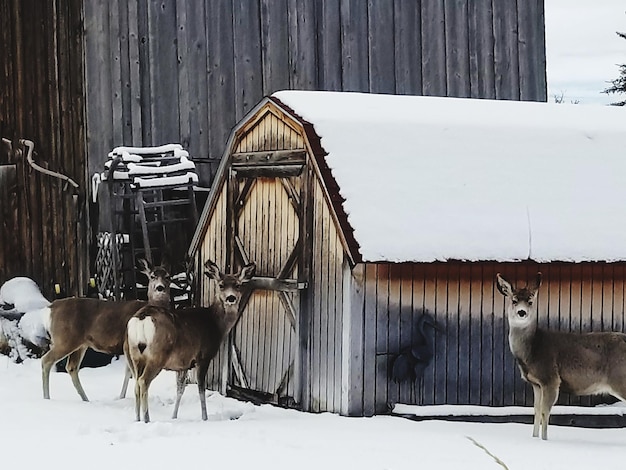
xmin=545 ymin=0 xmax=626 ymax=105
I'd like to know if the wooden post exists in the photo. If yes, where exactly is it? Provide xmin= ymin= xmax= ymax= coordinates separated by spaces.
xmin=341 ymin=262 xmax=365 ymax=416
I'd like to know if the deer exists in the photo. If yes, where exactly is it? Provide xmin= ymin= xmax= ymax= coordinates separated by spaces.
xmin=496 ymin=272 xmax=626 ymax=440
xmin=125 ymin=259 xmax=255 ymax=423
xmin=41 ymin=259 xmax=171 ymax=401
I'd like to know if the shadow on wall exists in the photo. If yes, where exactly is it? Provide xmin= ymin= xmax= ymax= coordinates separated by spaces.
xmin=390 ymin=310 xmax=441 ymax=383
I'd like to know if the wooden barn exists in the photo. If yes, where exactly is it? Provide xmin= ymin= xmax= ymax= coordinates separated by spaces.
xmin=188 ymin=90 xmax=626 ymax=416
xmin=1 ymin=0 xmax=547 ymax=297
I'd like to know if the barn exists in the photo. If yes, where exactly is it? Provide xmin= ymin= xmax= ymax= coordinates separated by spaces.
xmin=188 ymin=90 xmax=626 ymax=416
xmin=1 ymin=0 xmax=547 ymax=298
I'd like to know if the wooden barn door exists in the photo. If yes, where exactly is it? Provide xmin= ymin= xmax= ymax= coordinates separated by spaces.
xmin=226 ymin=150 xmax=310 ymax=407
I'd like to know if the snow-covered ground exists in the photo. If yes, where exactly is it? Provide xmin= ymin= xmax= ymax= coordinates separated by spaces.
xmin=1 ymin=357 xmax=626 ymax=469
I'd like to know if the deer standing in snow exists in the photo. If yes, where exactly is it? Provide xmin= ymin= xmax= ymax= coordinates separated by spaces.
xmin=41 ymin=260 xmax=171 ymax=401
xmin=496 ymin=272 xmax=626 ymax=440
xmin=125 ymin=259 xmax=255 ymax=422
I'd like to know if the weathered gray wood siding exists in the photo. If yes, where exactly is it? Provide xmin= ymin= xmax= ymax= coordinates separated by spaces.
xmin=0 ymin=0 xmax=88 ymax=297
xmin=198 ymin=183 xmax=229 ymax=391
xmin=307 ymin=176 xmax=346 ymax=413
xmin=349 ymin=261 xmax=626 ymax=416
xmin=83 ymin=0 xmax=547 ymax=187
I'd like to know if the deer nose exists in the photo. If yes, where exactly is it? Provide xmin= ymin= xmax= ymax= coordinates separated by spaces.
xmin=156 ymin=285 xmax=165 ymax=292
xmin=517 ymin=309 xmax=527 ymax=318
xmin=225 ymin=295 xmax=237 ymax=304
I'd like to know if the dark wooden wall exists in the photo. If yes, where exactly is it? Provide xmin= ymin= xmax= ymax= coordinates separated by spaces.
xmin=355 ymin=261 xmax=626 ymax=415
xmin=83 ymin=0 xmax=547 ymax=189
xmin=0 ymin=0 xmax=88 ymax=297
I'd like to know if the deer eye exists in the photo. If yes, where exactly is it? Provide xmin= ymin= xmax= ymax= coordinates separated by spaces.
xmin=511 ymin=298 xmax=518 ymax=305
xmin=219 ymin=282 xmax=225 ymax=289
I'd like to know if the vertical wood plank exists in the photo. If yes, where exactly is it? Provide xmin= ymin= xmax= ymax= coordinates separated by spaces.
xmin=363 ymin=263 xmax=378 ymax=415
xmin=468 ymin=264 xmax=483 ymax=404
xmin=421 ymin=0 xmax=446 ymax=96
xmin=393 ymin=0 xmax=422 ymax=95
xmin=260 ymin=0 xmax=289 ymax=95
xmin=368 ymin=0 xmax=395 ymax=94
xmin=398 ymin=265 xmax=414 ymax=404
xmin=340 ymin=0 xmax=369 ymax=92
xmin=109 ymin=0 xmax=123 ymax=142
xmin=434 ymin=263 xmax=448 ymax=403
xmin=148 ymin=0 xmax=179 ymax=143
xmin=517 ymin=0 xmax=547 ymax=101
xmin=206 ymin=0 xmax=235 ymax=160
xmin=422 ymin=263 xmax=437 ymax=404
xmin=288 ymin=0 xmax=318 ymax=90
xmin=233 ymin=0 xmax=263 ymax=121
xmin=445 ymin=0 xmax=471 ymax=98
xmin=492 ymin=0 xmax=520 ymax=100
xmin=341 ymin=262 xmax=365 ymax=416
xmin=137 ymin=0 xmax=152 ymax=143
xmin=458 ymin=264 xmax=472 ymax=404
xmin=317 ymin=0 xmax=342 ymax=91
xmin=468 ymin=0 xmax=495 ymax=98
xmin=126 ymin=0 xmax=142 ymax=145
xmin=446 ymin=263 xmax=460 ymax=404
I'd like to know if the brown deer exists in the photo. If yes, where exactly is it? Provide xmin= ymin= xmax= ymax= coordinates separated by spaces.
xmin=125 ymin=259 xmax=255 ymax=422
xmin=41 ymin=259 xmax=171 ymax=401
xmin=496 ymin=272 xmax=626 ymax=440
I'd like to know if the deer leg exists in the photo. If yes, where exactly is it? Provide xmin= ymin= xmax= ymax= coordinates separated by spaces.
xmin=172 ymin=370 xmax=187 ymax=419
xmin=196 ymin=362 xmax=210 ymax=421
xmin=119 ymin=363 xmax=132 ymax=399
xmin=138 ymin=365 xmax=161 ymax=423
xmin=531 ymin=384 xmax=542 ymax=438
xmin=41 ymin=346 xmax=76 ymax=399
xmin=539 ymin=383 xmax=559 ymax=440
xmin=65 ymin=347 xmax=89 ymax=401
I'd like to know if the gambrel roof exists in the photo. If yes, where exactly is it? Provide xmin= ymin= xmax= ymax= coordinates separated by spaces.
xmin=192 ymin=91 xmax=626 ymax=263
xmin=272 ymin=91 xmax=626 ymax=263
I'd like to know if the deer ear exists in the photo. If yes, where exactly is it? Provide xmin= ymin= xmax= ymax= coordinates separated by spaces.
xmin=204 ymin=260 xmax=221 ymax=281
xmin=137 ymin=258 xmax=152 ymax=278
xmin=239 ymin=263 xmax=256 ymax=282
xmin=533 ymin=272 xmax=542 ymax=291
xmin=496 ymin=273 xmax=514 ymax=297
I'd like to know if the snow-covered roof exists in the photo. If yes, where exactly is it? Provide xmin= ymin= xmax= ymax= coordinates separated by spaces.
xmin=272 ymin=90 xmax=626 ymax=263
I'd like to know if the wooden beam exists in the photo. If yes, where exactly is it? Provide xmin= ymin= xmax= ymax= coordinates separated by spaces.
xmin=231 ymin=149 xmax=306 ymax=166
xmin=248 ymin=276 xmax=306 ymax=292
xmin=280 ymin=177 xmax=301 ymax=213
xmin=231 ymin=343 xmax=250 ymax=389
xmin=277 ymin=237 xmax=301 ymax=279
xmin=234 ymin=178 xmax=255 ymax=217
xmin=278 ymin=291 xmax=297 ymax=328
xmin=233 ymin=165 xmax=304 ymax=178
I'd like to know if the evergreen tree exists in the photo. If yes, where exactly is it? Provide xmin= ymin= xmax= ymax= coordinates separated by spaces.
xmin=604 ymin=32 xmax=626 ymax=106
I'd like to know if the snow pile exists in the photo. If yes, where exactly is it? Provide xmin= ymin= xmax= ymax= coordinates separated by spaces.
xmin=0 ymin=277 xmax=50 ymax=318
xmin=272 ymin=90 xmax=626 ymax=263
xmin=0 ymin=277 xmax=50 ymax=361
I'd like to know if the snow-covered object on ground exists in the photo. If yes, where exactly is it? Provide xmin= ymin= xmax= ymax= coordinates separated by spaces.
xmin=18 ymin=307 xmax=51 ymax=349
xmin=0 ymin=277 xmax=50 ymax=360
xmin=272 ymin=90 xmax=626 ymax=263
xmin=101 ymin=143 xmax=198 ymax=189
xmin=0 ymin=277 xmax=50 ymax=319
